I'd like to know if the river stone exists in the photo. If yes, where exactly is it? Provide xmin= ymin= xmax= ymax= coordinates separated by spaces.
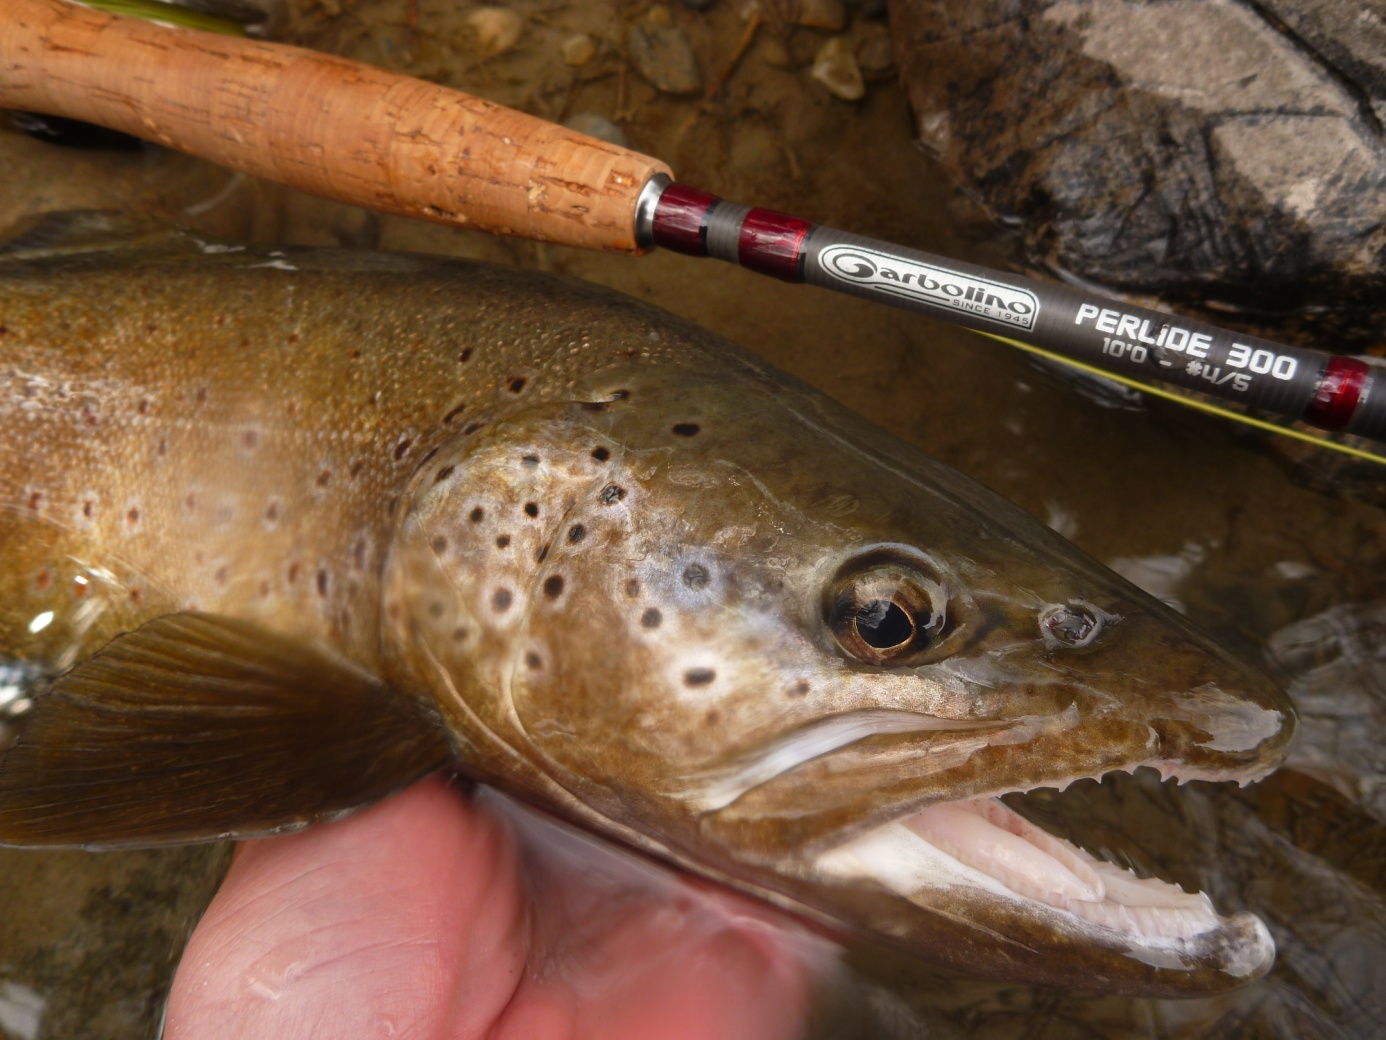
xmin=627 ymin=22 xmax=704 ymax=96
xmin=888 ymin=0 xmax=1386 ymax=342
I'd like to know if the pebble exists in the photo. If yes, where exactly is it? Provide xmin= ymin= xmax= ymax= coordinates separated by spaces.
xmin=466 ymin=7 xmax=523 ymax=59
xmin=561 ymin=33 xmax=596 ymax=66
xmin=811 ymin=36 xmax=864 ymax=100
xmin=563 ymin=113 xmax=630 ymax=149
xmin=796 ymin=0 xmax=846 ymax=31
xmin=854 ymin=21 xmax=894 ymax=78
xmin=627 ymin=23 xmax=703 ymax=96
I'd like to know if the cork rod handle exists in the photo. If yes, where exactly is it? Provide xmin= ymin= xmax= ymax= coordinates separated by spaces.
xmin=0 ymin=0 xmax=671 ymax=252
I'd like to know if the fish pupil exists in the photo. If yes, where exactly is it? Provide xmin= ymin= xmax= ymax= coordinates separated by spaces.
xmin=855 ymin=600 xmax=914 ymax=649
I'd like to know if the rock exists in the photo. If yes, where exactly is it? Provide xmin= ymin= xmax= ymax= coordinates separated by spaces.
xmin=465 ymin=6 xmax=523 ymax=60
xmin=627 ymin=22 xmax=703 ymax=96
xmin=646 ymin=3 xmax=674 ymax=28
xmin=888 ymin=0 xmax=1386 ymax=343
xmin=562 ymin=112 xmax=630 ymax=149
xmin=561 ymin=33 xmax=596 ymax=66
xmin=811 ymin=36 xmax=865 ymax=100
xmin=853 ymin=20 xmax=894 ymax=78
xmin=796 ymin=0 xmax=847 ymax=31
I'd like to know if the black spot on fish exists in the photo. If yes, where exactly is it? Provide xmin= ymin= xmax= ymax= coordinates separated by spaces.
xmin=196 ymin=388 xmax=208 ymax=405
xmin=26 ymin=491 xmax=42 ymax=512
xmin=452 ymin=626 xmax=469 ymax=642
xmin=156 ymin=439 xmax=168 ymax=456
xmin=672 ymin=423 xmax=700 ymax=437
xmin=137 ymin=399 xmax=149 ymax=415
xmin=496 ymin=534 xmax=511 ymax=549
xmin=524 ymin=502 xmax=539 ymax=518
xmin=349 ymin=460 xmax=365 ymax=478
xmin=492 ymin=588 xmax=513 ymax=612
xmin=428 ymin=601 xmax=445 ymax=618
xmin=508 ymin=377 xmax=527 ymax=393
xmin=458 ymin=348 xmax=473 ymax=363
xmin=641 ymin=608 xmax=662 ymax=629
xmin=684 ymin=668 xmax=716 ymax=687
xmin=393 ymin=437 xmax=413 ymax=460
xmin=522 ymin=454 xmax=540 ymax=467
xmin=543 ymin=575 xmax=565 ymax=599
xmin=568 ymin=524 xmax=586 ymax=543
xmin=419 ymin=447 xmax=439 ymax=466
xmin=790 ymin=680 xmax=810 ymax=697
xmin=316 ymin=470 xmax=332 ymax=488
xmin=464 ymin=422 xmax=485 ymax=436
xmin=443 ymin=404 xmax=467 ymax=424
xmin=591 ymin=446 xmax=610 ymax=462
xmin=625 ymin=578 xmax=640 ymax=598
xmin=431 ymin=535 xmax=448 ymax=554
xmin=704 ymin=710 xmax=720 ymax=726
xmin=682 ymin=563 xmax=710 ymax=590
xmin=354 ymin=540 xmax=368 ymax=570
xmin=435 ymin=465 xmax=455 ymax=483
xmin=317 ymin=569 xmax=329 ymax=597
xmin=600 ymin=484 xmax=625 ymax=504
xmin=535 ymin=545 xmax=548 ymax=563
xmin=525 ymin=651 xmax=542 ymax=670
xmin=265 ymin=501 xmax=279 ymax=523
xmin=82 ymin=499 xmax=94 ymax=519
xmin=470 ymin=506 xmax=484 ymax=523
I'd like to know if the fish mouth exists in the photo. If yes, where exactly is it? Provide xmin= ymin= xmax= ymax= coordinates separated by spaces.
xmin=812 ymin=765 xmax=1276 ymax=989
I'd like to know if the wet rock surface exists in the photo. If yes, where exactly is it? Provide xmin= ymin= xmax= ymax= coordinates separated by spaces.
xmin=888 ymin=0 xmax=1386 ymax=348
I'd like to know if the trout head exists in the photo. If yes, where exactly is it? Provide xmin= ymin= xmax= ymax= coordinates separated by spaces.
xmin=385 ymin=358 xmax=1293 ymax=996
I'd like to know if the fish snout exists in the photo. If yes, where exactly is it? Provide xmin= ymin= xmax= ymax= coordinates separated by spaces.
xmin=1107 ymin=612 xmax=1297 ymax=784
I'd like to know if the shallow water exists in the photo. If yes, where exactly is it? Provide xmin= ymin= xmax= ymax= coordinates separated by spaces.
xmin=2 ymin=1 xmax=1386 ymax=1037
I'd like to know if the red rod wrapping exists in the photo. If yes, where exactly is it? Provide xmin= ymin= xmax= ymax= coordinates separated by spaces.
xmin=738 ymin=208 xmax=812 ymax=282
xmin=1303 ymin=355 xmax=1371 ymax=431
xmin=651 ymin=182 xmax=716 ymax=256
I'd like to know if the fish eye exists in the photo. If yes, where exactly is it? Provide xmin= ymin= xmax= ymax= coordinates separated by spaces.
xmin=826 ymin=554 xmax=949 ymax=667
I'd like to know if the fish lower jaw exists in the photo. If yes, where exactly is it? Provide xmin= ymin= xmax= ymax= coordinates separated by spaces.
xmin=817 ymin=792 xmax=1267 ymax=965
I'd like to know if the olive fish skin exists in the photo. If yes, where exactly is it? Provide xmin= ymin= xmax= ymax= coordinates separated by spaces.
xmin=0 ymin=223 xmax=1294 ymax=997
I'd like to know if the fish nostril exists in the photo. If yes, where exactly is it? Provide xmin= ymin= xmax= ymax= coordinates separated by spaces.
xmin=1040 ymin=603 xmax=1103 ymax=648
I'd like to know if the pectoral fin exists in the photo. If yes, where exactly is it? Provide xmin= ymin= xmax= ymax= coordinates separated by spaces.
xmin=0 ymin=613 xmax=452 ymax=848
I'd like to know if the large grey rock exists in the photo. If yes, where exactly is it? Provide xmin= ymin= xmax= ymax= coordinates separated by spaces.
xmin=889 ymin=0 xmax=1386 ymax=343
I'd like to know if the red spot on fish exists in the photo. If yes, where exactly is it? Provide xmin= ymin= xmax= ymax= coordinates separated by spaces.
xmin=26 ymin=490 xmax=42 ymax=512
xmin=35 ymin=569 xmax=52 ymax=592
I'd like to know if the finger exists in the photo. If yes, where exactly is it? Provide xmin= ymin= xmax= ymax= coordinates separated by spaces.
xmin=165 ymin=775 xmax=526 ymax=1040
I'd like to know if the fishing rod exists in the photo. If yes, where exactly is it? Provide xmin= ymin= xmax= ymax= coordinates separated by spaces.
xmin=2 ymin=0 xmax=1382 ymax=462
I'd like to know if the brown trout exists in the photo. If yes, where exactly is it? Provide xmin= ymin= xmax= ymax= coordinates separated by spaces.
xmin=0 ymin=215 xmax=1294 ymax=997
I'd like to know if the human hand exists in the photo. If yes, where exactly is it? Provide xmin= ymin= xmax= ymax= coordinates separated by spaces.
xmin=165 ymin=776 xmax=818 ymax=1040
